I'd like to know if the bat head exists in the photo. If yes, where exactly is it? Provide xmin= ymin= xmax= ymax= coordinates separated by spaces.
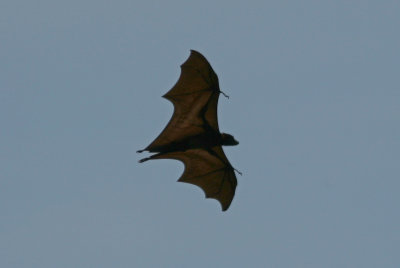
xmin=221 ymin=133 xmax=239 ymax=146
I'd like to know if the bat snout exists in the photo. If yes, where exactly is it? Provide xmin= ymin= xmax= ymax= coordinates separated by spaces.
xmin=229 ymin=138 xmax=239 ymax=146
xmin=221 ymin=133 xmax=239 ymax=146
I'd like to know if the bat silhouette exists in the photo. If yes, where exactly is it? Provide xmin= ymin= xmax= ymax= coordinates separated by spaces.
xmin=137 ymin=50 xmax=240 ymax=211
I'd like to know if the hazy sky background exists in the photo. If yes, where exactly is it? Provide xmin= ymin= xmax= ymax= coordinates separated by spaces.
xmin=1 ymin=0 xmax=399 ymax=267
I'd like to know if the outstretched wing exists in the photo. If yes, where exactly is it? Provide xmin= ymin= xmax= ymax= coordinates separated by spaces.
xmin=151 ymin=146 xmax=237 ymax=211
xmin=144 ymin=50 xmax=221 ymax=152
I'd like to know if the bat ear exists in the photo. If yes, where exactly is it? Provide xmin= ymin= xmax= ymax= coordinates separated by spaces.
xmin=221 ymin=133 xmax=239 ymax=146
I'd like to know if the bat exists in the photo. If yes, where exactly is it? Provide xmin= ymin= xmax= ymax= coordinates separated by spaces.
xmin=137 ymin=50 xmax=240 ymax=211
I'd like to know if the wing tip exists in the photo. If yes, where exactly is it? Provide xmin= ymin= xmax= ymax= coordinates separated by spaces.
xmin=204 ymin=193 xmax=232 ymax=211
xmin=178 ymin=179 xmax=233 ymax=212
xmin=190 ymin=49 xmax=200 ymax=54
xmin=205 ymin=195 xmax=232 ymax=212
xmin=187 ymin=49 xmax=208 ymax=63
xmin=221 ymin=204 xmax=230 ymax=212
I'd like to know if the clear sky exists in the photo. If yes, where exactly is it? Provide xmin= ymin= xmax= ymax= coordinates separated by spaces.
xmin=1 ymin=0 xmax=399 ymax=267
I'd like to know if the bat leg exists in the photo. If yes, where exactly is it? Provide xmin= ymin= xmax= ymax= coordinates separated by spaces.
xmin=138 ymin=157 xmax=151 ymax=163
xmin=219 ymin=90 xmax=229 ymax=98
xmin=138 ymin=152 xmax=166 ymax=163
xmin=137 ymin=149 xmax=146 ymax=153
xmin=234 ymin=167 xmax=242 ymax=176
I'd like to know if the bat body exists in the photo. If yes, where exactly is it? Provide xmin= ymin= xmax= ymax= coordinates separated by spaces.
xmin=137 ymin=50 xmax=239 ymax=211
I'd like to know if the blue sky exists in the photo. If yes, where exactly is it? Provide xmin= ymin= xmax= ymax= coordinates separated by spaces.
xmin=1 ymin=0 xmax=399 ymax=267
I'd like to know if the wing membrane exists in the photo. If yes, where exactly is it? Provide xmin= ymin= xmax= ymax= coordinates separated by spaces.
xmin=145 ymin=50 xmax=221 ymax=151
xmin=151 ymin=146 xmax=237 ymax=211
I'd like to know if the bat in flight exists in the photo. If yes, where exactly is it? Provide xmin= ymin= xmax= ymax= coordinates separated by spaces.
xmin=137 ymin=50 xmax=240 ymax=211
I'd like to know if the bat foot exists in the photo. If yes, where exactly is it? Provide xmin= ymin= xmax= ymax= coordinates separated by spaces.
xmin=220 ymin=90 xmax=229 ymax=99
xmin=138 ymin=157 xmax=150 ymax=163
xmin=234 ymin=168 xmax=242 ymax=176
xmin=137 ymin=149 xmax=145 ymax=153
